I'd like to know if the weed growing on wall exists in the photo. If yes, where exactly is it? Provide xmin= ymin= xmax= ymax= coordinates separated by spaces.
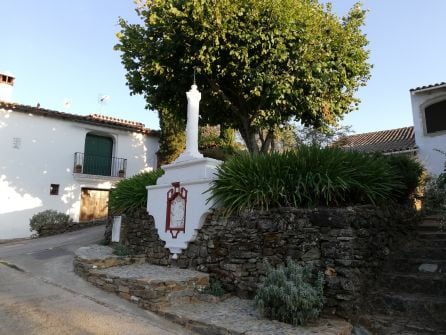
xmin=204 ymin=279 xmax=225 ymax=297
xmin=255 ymin=259 xmax=324 ymax=326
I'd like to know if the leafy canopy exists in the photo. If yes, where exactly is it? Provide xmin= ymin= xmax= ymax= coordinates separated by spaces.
xmin=116 ymin=0 xmax=371 ymax=153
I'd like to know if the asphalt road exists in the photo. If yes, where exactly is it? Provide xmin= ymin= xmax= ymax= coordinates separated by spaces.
xmin=0 ymin=226 xmax=195 ymax=335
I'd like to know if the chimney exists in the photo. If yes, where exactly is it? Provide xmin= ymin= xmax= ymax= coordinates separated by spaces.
xmin=0 ymin=72 xmax=15 ymax=102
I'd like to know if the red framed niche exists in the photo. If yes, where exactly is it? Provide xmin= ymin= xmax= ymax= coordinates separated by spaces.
xmin=165 ymin=182 xmax=188 ymax=238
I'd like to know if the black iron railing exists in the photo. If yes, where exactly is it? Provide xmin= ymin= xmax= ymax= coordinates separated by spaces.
xmin=73 ymin=152 xmax=127 ymax=177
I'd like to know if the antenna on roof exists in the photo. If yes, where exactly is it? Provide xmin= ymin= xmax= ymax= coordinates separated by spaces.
xmin=63 ymin=98 xmax=72 ymax=111
xmin=98 ymin=94 xmax=110 ymax=104
xmin=98 ymin=94 xmax=110 ymax=114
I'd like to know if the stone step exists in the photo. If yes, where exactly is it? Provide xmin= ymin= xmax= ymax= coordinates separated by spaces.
xmin=162 ymin=297 xmax=353 ymax=335
xmin=390 ymin=258 xmax=446 ymax=273
xmin=88 ymin=263 xmax=209 ymax=310
xmin=418 ymin=220 xmax=445 ymax=232
xmin=378 ymin=272 xmax=446 ymax=295
xmin=366 ymin=292 xmax=446 ymax=328
xmin=358 ymin=313 xmax=441 ymax=335
xmin=418 ymin=231 xmax=446 ymax=240
xmin=416 ymin=238 xmax=446 ymax=248
xmin=399 ymin=246 xmax=446 ymax=259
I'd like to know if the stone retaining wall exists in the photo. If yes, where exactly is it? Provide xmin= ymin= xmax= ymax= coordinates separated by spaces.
xmin=115 ymin=206 xmax=417 ymax=319
xmin=38 ymin=219 xmax=106 ymax=237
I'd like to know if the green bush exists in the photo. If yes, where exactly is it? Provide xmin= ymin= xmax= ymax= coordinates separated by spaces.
xmin=199 ymin=125 xmax=243 ymax=161
xmin=208 ymin=146 xmax=406 ymax=213
xmin=255 ymin=260 xmax=324 ymax=326
xmin=204 ymin=279 xmax=225 ymax=297
xmin=423 ymin=175 xmax=446 ymax=216
xmin=109 ymin=170 xmax=164 ymax=215
xmin=30 ymin=210 xmax=72 ymax=233
xmin=112 ymin=243 xmax=134 ymax=256
xmin=385 ymin=154 xmax=424 ymax=203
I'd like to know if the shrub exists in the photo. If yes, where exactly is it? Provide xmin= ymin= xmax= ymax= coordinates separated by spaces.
xmin=109 ymin=169 xmax=164 ymax=215
xmin=112 ymin=243 xmax=134 ymax=256
xmin=255 ymin=260 xmax=324 ymax=326
xmin=423 ymin=174 xmax=446 ymax=217
xmin=385 ymin=154 xmax=424 ymax=203
xmin=199 ymin=125 xmax=243 ymax=161
xmin=30 ymin=210 xmax=72 ymax=233
xmin=208 ymin=146 xmax=405 ymax=213
xmin=204 ymin=279 xmax=225 ymax=297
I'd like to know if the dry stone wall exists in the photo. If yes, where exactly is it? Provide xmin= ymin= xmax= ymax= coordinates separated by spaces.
xmin=112 ymin=206 xmax=417 ymax=319
xmin=38 ymin=219 xmax=106 ymax=237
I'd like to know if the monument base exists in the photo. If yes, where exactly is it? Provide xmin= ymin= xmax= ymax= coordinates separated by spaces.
xmin=147 ymin=156 xmax=222 ymax=259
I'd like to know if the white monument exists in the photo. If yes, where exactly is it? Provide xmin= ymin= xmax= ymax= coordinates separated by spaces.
xmin=146 ymin=84 xmax=222 ymax=259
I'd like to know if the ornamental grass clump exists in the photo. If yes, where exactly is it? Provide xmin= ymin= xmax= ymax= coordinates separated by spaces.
xmin=208 ymin=146 xmax=412 ymax=213
xmin=255 ymin=260 xmax=324 ymax=326
xmin=109 ymin=169 xmax=164 ymax=215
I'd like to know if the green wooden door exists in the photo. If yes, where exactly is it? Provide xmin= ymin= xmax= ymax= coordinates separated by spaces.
xmin=83 ymin=134 xmax=113 ymax=176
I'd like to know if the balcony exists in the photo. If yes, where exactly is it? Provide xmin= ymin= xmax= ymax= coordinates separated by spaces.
xmin=73 ymin=152 xmax=127 ymax=178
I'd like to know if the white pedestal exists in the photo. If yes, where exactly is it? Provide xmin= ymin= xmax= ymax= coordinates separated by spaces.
xmin=147 ymin=157 xmax=222 ymax=258
xmin=111 ymin=216 xmax=122 ymax=242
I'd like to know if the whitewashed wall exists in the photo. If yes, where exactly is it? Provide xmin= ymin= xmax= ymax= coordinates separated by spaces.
xmin=0 ymin=107 xmax=159 ymax=239
xmin=411 ymin=88 xmax=446 ymax=176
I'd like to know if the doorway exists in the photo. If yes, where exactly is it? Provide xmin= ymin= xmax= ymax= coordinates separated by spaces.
xmin=83 ymin=133 xmax=113 ymax=176
xmin=80 ymin=188 xmax=109 ymax=222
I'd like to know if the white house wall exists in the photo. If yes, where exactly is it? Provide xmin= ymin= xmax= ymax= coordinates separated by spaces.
xmin=0 ymin=108 xmax=158 ymax=239
xmin=411 ymin=89 xmax=446 ymax=176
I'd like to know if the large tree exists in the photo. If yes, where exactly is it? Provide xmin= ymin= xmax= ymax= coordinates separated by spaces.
xmin=116 ymin=0 xmax=371 ymax=154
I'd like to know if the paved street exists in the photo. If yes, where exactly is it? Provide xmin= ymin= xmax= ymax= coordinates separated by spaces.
xmin=0 ymin=226 xmax=195 ymax=335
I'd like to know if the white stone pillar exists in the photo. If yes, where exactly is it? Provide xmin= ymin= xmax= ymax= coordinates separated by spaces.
xmin=177 ymin=84 xmax=203 ymax=161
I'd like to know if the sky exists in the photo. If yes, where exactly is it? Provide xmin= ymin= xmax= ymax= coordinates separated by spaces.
xmin=1 ymin=1 xmax=446 ymax=134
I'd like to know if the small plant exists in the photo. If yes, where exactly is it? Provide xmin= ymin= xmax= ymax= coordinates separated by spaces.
xmin=255 ymin=259 xmax=324 ymax=326
xmin=112 ymin=243 xmax=134 ymax=256
xmin=109 ymin=169 xmax=164 ymax=214
xmin=30 ymin=210 xmax=72 ymax=233
xmin=423 ymin=149 xmax=446 ymax=225
xmin=98 ymin=238 xmax=110 ymax=246
xmin=204 ymin=279 xmax=225 ymax=297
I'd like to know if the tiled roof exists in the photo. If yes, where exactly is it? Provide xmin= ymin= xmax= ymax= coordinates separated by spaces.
xmin=0 ymin=101 xmax=159 ymax=136
xmin=410 ymin=82 xmax=446 ymax=92
xmin=336 ymin=126 xmax=417 ymax=154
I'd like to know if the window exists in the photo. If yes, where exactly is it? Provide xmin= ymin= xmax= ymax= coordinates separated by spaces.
xmin=425 ymin=100 xmax=446 ymax=134
xmin=50 ymin=184 xmax=60 ymax=195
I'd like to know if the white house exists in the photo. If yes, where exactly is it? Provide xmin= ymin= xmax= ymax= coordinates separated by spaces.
xmin=338 ymin=82 xmax=446 ymax=177
xmin=0 ymin=73 xmax=159 ymax=239
xmin=410 ymin=82 xmax=446 ymax=176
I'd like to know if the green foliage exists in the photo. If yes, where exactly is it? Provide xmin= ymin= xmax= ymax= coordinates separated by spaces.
xmin=255 ymin=259 xmax=324 ymax=326
xmin=98 ymin=238 xmax=110 ymax=246
xmin=200 ymin=125 xmax=243 ymax=160
xmin=424 ymin=176 xmax=446 ymax=215
xmin=158 ymin=108 xmax=186 ymax=164
xmin=386 ymin=154 xmax=424 ymax=204
xmin=204 ymin=279 xmax=225 ymax=297
xmin=109 ymin=170 xmax=164 ymax=215
xmin=423 ymin=150 xmax=446 ymax=216
xmin=208 ymin=146 xmax=408 ymax=213
xmin=29 ymin=210 xmax=72 ymax=233
xmin=112 ymin=243 xmax=134 ymax=256
xmin=116 ymin=0 xmax=371 ymax=153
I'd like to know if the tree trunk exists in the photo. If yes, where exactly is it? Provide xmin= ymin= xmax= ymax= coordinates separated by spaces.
xmin=239 ymin=123 xmax=259 ymax=154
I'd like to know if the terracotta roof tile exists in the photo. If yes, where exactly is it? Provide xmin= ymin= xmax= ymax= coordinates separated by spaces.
xmin=410 ymin=82 xmax=446 ymax=92
xmin=0 ymin=101 xmax=159 ymax=137
xmin=336 ymin=126 xmax=416 ymax=154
